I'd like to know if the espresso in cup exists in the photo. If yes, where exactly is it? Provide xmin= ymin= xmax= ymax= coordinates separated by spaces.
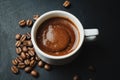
xmin=36 ymin=17 xmax=80 ymax=56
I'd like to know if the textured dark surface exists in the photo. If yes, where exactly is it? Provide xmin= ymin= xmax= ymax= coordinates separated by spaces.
xmin=0 ymin=0 xmax=118 ymax=80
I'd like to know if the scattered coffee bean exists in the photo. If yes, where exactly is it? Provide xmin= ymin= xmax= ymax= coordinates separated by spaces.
xmin=27 ymin=41 xmax=33 ymax=47
xmin=33 ymin=15 xmax=39 ymax=20
xmin=24 ymin=66 xmax=32 ymax=73
xmin=15 ymin=34 xmax=21 ymax=40
xmin=44 ymin=64 xmax=51 ymax=71
xmin=26 ymin=19 xmax=33 ymax=27
xmin=38 ymin=61 xmax=44 ymax=67
xmin=88 ymin=65 xmax=96 ymax=72
xmin=22 ymin=46 xmax=28 ymax=52
xmin=63 ymin=0 xmax=71 ymax=8
xmin=24 ymin=59 xmax=30 ymax=66
xmin=31 ymin=70 xmax=38 ymax=77
xmin=35 ymin=55 xmax=41 ymax=61
xmin=20 ymin=52 xmax=26 ymax=59
xmin=25 ymin=52 xmax=30 ymax=59
xmin=12 ymin=59 xmax=18 ymax=66
xmin=30 ymin=57 xmax=35 ymax=61
xmin=16 ymin=47 xmax=22 ymax=55
xmin=15 ymin=41 xmax=21 ymax=47
xmin=30 ymin=60 xmax=36 ymax=67
xmin=18 ymin=62 xmax=25 ymax=69
xmin=73 ymin=75 xmax=80 ymax=80
xmin=19 ymin=20 xmax=26 ymax=27
xmin=28 ymin=50 xmax=35 ymax=57
xmin=11 ymin=66 xmax=19 ymax=74
xmin=28 ymin=47 xmax=34 ymax=51
xmin=26 ymin=32 xmax=31 ymax=40
xmin=16 ymin=56 xmax=23 ymax=63
xmin=20 ymin=34 xmax=26 ymax=42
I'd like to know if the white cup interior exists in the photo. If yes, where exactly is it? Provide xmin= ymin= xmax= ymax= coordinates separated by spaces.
xmin=31 ymin=10 xmax=84 ymax=60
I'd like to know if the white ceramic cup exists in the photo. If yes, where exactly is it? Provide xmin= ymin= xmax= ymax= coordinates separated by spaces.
xmin=31 ymin=10 xmax=99 ymax=65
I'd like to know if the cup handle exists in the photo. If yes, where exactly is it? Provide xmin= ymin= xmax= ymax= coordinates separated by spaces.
xmin=84 ymin=29 xmax=99 ymax=41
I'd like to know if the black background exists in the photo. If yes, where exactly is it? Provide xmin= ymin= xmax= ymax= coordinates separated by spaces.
xmin=0 ymin=0 xmax=119 ymax=80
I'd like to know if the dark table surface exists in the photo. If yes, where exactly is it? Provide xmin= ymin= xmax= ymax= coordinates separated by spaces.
xmin=0 ymin=0 xmax=119 ymax=80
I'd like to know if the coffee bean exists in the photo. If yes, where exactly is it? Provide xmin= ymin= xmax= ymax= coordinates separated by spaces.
xmin=23 ymin=41 xmax=28 ymax=46
xmin=12 ymin=59 xmax=18 ymax=66
xmin=33 ymin=15 xmax=39 ymax=20
xmin=44 ymin=64 xmax=51 ymax=71
xmin=19 ymin=20 xmax=26 ymax=27
xmin=88 ymin=65 xmax=96 ymax=72
xmin=27 ymin=41 xmax=33 ymax=47
xmin=11 ymin=66 xmax=19 ymax=74
xmin=18 ymin=62 xmax=25 ymax=69
xmin=15 ymin=41 xmax=21 ymax=47
xmin=26 ymin=19 xmax=33 ymax=27
xmin=26 ymin=32 xmax=31 ymax=40
xmin=20 ymin=34 xmax=26 ymax=42
xmin=16 ymin=56 xmax=23 ymax=63
xmin=30 ymin=60 xmax=36 ymax=67
xmin=22 ymin=46 xmax=28 ymax=52
xmin=73 ymin=75 xmax=80 ymax=80
xmin=30 ymin=57 xmax=35 ymax=61
xmin=28 ymin=50 xmax=35 ymax=57
xmin=15 ymin=34 xmax=21 ymax=40
xmin=35 ymin=55 xmax=41 ymax=61
xmin=25 ymin=53 xmax=30 ymax=59
xmin=28 ymin=47 xmax=34 ymax=51
xmin=63 ymin=0 xmax=71 ymax=8
xmin=20 ymin=52 xmax=26 ymax=59
xmin=24 ymin=66 xmax=32 ymax=73
xmin=24 ymin=59 xmax=30 ymax=66
xmin=16 ymin=47 xmax=22 ymax=55
xmin=31 ymin=70 xmax=38 ymax=77
xmin=38 ymin=61 xmax=44 ymax=67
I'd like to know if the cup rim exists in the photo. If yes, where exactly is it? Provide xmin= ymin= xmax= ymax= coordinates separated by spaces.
xmin=31 ymin=10 xmax=84 ymax=59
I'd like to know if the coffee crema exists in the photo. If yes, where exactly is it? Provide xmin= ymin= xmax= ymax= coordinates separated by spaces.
xmin=36 ymin=17 xmax=80 ymax=56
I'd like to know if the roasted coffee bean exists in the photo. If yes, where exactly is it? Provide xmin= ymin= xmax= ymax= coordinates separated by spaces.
xmin=26 ymin=19 xmax=33 ymax=27
xmin=24 ymin=66 xmax=32 ymax=73
xmin=15 ymin=41 xmax=21 ymax=47
xmin=33 ymin=15 xmax=39 ymax=20
xmin=26 ymin=53 xmax=30 ymax=59
xmin=27 ymin=41 xmax=33 ymax=47
xmin=11 ymin=66 xmax=19 ymax=74
xmin=12 ymin=59 xmax=18 ymax=66
xmin=88 ymin=65 xmax=96 ymax=72
xmin=35 ymin=55 xmax=41 ymax=61
xmin=19 ymin=20 xmax=26 ymax=27
xmin=16 ymin=56 xmax=23 ymax=63
xmin=26 ymin=32 xmax=31 ymax=40
xmin=22 ymin=46 xmax=28 ymax=52
xmin=31 ymin=70 xmax=38 ymax=77
xmin=28 ymin=50 xmax=35 ymax=57
xmin=24 ymin=59 xmax=30 ymax=66
xmin=23 ymin=41 xmax=28 ymax=46
xmin=18 ymin=62 xmax=25 ymax=69
xmin=16 ymin=47 xmax=22 ymax=55
xmin=20 ymin=52 xmax=26 ymax=59
xmin=38 ymin=61 xmax=44 ymax=67
xmin=28 ymin=47 xmax=34 ymax=51
xmin=44 ymin=64 xmax=51 ymax=71
xmin=15 ymin=34 xmax=21 ymax=40
xmin=23 ymin=41 xmax=32 ymax=47
xmin=30 ymin=57 xmax=35 ymax=61
xmin=73 ymin=75 xmax=80 ymax=80
xmin=20 ymin=34 xmax=26 ymax=42
xmin=30 ymin=60 xmax=36 ymax=67
xmin=63 ymin=0 xmax=71 ymax=7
